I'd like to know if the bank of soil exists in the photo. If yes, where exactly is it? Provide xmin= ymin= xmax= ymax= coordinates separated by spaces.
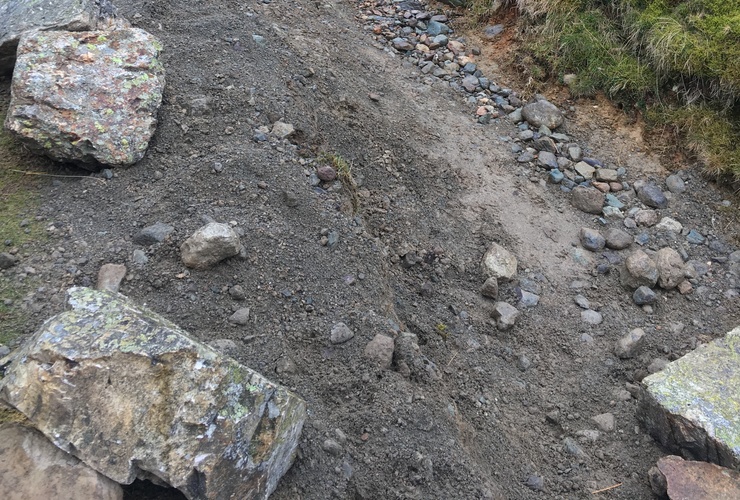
xmin=0 ymin=0 xmax=738 ymax=498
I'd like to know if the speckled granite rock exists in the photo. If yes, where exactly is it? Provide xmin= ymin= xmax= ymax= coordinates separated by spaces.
xmin=4 ymin=28 xmax=164 ymax=167
xmin=0 ymin=0 xmax=100 ymax=73
xmin=0 ymin=287 xmax=306 ymax=500
xmin=639 ymin=326 xmax=740 ymax=469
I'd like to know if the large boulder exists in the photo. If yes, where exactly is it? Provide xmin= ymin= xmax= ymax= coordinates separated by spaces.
xmin=4 ymin=28 xmax=165 ymax=168
xmin=639 ymin=326 xmax=740 ymax=469
xmin=0 ymin=422 xmax=123 ymax=500
xmin=0 ymin=0 xmax=101 ymax=73
xmin=0 ymin=287 xmax=306 ymax=500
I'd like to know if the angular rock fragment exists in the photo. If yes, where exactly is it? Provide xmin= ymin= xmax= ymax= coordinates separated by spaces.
xmin=364 ymin=334 xmax=394 ymax=368
xmin=181 ymin=222 xmax=242 ymax=269
xmin=655 ymin=247 xmax=685 ymax=290
xmin=571 ymin=186 xmax=605 ymax=214
xmin=521 ymin=99 xmax=563 ymax=129
xmin=133 ymin=222 xmax=174 ymax=246
xmin=96 ymin=263 xmax=126 ymax=292
xmin=624 ymin=250 xmax=658 ymax=288
xmin=492 ymin=301 xmax=519 ymax=331
xmin=650 ymin=455 xmax=740 ymax=499
xmin=5 ymin=28 xmax=164 ymax=167
xmin=639 ymin=326 xmax=740 ymax=468
xmin=0 ymin=287 xmax=306 ymax=500
xmin=615 ymin=328 xmax=646 ymax=359
xmin=481 ymin=242 xmax=517 ymax=281
xmin=0 ymin=422 xmax=123 ymax=500
xmin=0 ymin=0 xmax=101 ymax=73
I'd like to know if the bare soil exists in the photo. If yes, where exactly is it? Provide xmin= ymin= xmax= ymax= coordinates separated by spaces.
xmin=1 ymin=0 xmax=739 ymax=498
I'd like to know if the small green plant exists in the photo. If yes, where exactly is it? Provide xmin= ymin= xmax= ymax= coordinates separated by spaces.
xmin=435 ymin=322 xmax=449 ymax=340
xmin=320 ymin=152 xmax=360 ymax=214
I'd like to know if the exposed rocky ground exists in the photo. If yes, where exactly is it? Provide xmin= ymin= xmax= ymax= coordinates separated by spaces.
xmin=1 ymin=0 xmax=739 ymax=498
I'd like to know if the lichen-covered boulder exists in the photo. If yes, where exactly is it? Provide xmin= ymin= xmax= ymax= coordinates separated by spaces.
xmin=639 ymin=326 xmax=740 ymax=469
xmin=0 ymin=0 xmax=100 ymax=73
xmin=4 ymin=28 xmax=165 ymax=168
xmin=0 ymin=422 xmax=123 ymax=500
xmin=0 ymin=287 xmax=306 ymax=500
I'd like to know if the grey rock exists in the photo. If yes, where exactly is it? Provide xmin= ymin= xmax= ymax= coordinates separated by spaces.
xmin=0 ymin=287 xmax=306 ymax=499
xmin=133 ymin=222 xmax=174 ymax=245
xmin=537 ymin=151 xmax=558 ymax=169
xmin=481 ymin=242 xmax=517 ymax=281
xmin=563 ymin=437 xmax=587 ymax=459
xmin=394 ymin=332 xmax=439 ymax=382
xmin=208 ymin=339 xmax=239 ymax=356
xmin=567 ymin=145 xmax=582 ymax=161
xmin=532 ymin=136 xmax=557 ymax=153
xmin=6 ymin=29 xmax=164 ymax=167
xmin=635 ymin=209 xmax=659 ymax=227
xmin=604 ymin=228 xmax=633 ymax=250
xmin=571 ymin=186 xmax=605 ymax=214
xmin=625 ymin=250 xmax=658 ymax=288
xmin=181 ymin=222 xmax=242 ymax=269
xmin=595 ymin=169 xmax=618 ymax=182
xmin=525 ymin=474 xmax=544 ymax=491
xmin=638 ymin=184 xmax=668 ymax=209
xmin=492 ymin=302 xmax=519 ymax=331
xmin=271 ymin=121 xmax=295 ymax=139
xmin=228 ymin=307 xmax=250 ymax=326
xmin=480 ymin=277 xmax=499 ymax=299
xmin=96 ymin=263 xmax=126 ymax=293
xmin=648 ymin=358 xmax=669 ymax=374
xmin=615 ymin=328 xmax=646 ymax=359
xmin=330 ymin=322 xmax=354 ymax=344
xmin=633 ymin=286 xmax=657 ymax=305
xmin=364 ymin=334 xmax=394 ymax=368
xmin=655 ymin=247 xmax=685 ymax=290
xmin=655 ymin=217 xmax=683 ymax=233
xmin=0 ymin=422 xmax=123 ymax=500
xmin=579 ymin=227 xmax=605 ymax=252
xmin=229 ymin=285 xmax=247 ymax=301
xmin=574 ymin=294 xmax=590 ymax=309
xmin=131 ymin=249 xmax=148 ymax=266
xmin=574 ymin=161 xmax=595 ymax=179
xmin=483 ymin=24 xmax=504 ymax=39
xmin=0 ymin=0 xmax=101 ymax=73
xmin=665 ymin=174 xmax=686 ymax=194
xmin=0 ymin=252 xmax=19 ymax=269
xmin=462 ymin=74 xmax=479 ymax=92
xmin=581 ymin=309 xmax=603 ymax=325
xmin=392 ymin=37 xmax=413 ymax=51
xmin=521 ymin=100 xmax=563 ymax=129
xmin=517 ymin=289 xmax=539 ymax=308
xmin=686 ymin=229 xmax=705 ymax=244
xmin=591 ymin=413 xmax=615 ymax=432
xmin=322 ymin=438 xmax=343 ymax=457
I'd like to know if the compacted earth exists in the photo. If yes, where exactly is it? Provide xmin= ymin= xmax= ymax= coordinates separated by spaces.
xmin=1 ymin=0 xmax=739 ymax=498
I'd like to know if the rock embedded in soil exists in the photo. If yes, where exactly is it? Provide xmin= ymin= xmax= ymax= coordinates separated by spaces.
xmin=604 ymin=228 xmax=633 ymax=250
xmin=615 ymin=328 xmax=646 ymax=359
xmin=521 ymin=99 xmax=563 ymax=130
xmin=316 ymin=165 xmax=337 ymax=182
xmin=655 ymin=217 xmax=683 ymax=233
xmin=330 ymin=322 xmax=354 ymax=344
xmin=0 ymin=0 xmax=101 ymax=73
xmin=665 ymin=174 xmax=686 ymax=194
xmin=492 ymin=302 xmax=519 ymax=331
xmin=0 ymin=252 xmax=19 ymax=269
xmin=639 ymin=326 xmax=740 ymax=468
xmin=0 ymin=287 xmax=306 ymax=499
xmin=633 ymin=286 xmax=657 ymax=305
xmin=571 ymin=186 xmax=605 ymax=214
xmin=480 ymin=277 xmax=498 ymax=299
xmin=637 ymin=183 xmax=668 ymax=209
xmin=581 ymin=309 xmax=603 ymax=325
xmin=271 ymin=121 xmax=295 ymax=139
xmin=650 ymin=455 xmax=740 ymax=499
xmin=655 ymin=247 xmax=685 ymax=290
xmin=5 ymin=28 xmax=165 ymax=168
xmin=228 ymin=307 xmax=250 ymax=326
xmin=364 ymin=334 xmax=394 ymax=368
xmin=96 ymin=263 xmax=126 ymax=292
xmin=133 ymin=221 xmax=174 ymax=245
xmin=574 ymin=161 xmax=596 ymax=180
xmin=625 ymin=250 xmax=659 ymax=288
xmin=635 ymin=209 xmax=659 ymax=227
xmin=481 ymin=242 xmax=517 ymax=281
xmin=579 ymin=227 xmax=605 ymax=252
xmin=0 ymin=422 xmax=123 ymax=500
xmin=181 ymin=222 xmax=242 ymax=269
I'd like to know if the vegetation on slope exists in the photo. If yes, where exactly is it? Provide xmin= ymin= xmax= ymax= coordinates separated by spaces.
xmin=472 ymin=0 xmax=740 ymax=181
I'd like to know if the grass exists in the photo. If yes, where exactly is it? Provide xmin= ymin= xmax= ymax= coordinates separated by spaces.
xmin=469 ymin=0 xmax=740 ymax=180
xmin=321 ymin=152 xmax=360 ymax=214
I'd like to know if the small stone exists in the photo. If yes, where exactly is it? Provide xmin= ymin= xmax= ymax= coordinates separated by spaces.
xmin=316 ymin=166 xmax=337 ymax=182
xmin=131 ymin=249 xmax=148 ymax=266
xmin=686 ymin=229 xmax=705 ymax=244
xmin=595 ymin=169 xmax=618 ymax=182
xmin=537 ymin=151 xmax=558 ymax=170
xmin=517 ymin=354 xmax=531 ymax=371
xmin=567 ymin=145 xmax=582 ymax=161
xmin=579 ymin=227 xmax=605 ymax=251
xmin=96 ymin=264 xmax=126 ymax=293
xmin=481 ymin=242 xmax=518 ymax=281
xmin=581 ymin=309 xmax=603 ymax=325
xmin=524 ymin=474 xmax=544 ymax=491
xmin=521 ymin=100 xmax=563 ymax=129
xmin=563 ymin=437 xmax=587 ymax=459
xmin=638 ymin=183 xmax=668 ymax=209
xmin=180 ymin=222 xmax=242 ymax=270
xmin=330 ymin=322 xmax=354 ymax=344
xmin=592 ymin=181 xmax=610 ymax=193
xmin=322 ymin=438 xmax=343 ymax=457
xmin=571 ymin=186 xmax=605 ymax=214
xmin=574 ymin=294 xmax=590 ymax=309
xmin=655 ymin=217 xmax=683 ymax=233
xmin=574 ymin=161 xmax=596 ymax=179
xmin=517 ymin=289 xmax=539 ymax=308
xmin=615 ymin=328 xmax=646 ymax=358
xmin=655 ymin=247 xmax=685 ymax=290
xmin=133 ymin=222 xmax=174 ymax=246
xmin=591 ymin=413 xmax=615 ymax=432
xmin=635 ymin=209 xmax=659 ymax=227
xmin=648 ymin=358 xmax=669 ymax=373
xmin=665 ymin=174 xmax=686 ymax=194
xmin=548 ymin=169 xmax=564 ymax=184
xmin=0 ymin=252 xmax=19 ymax=269
xmin=492 ymin=302 xmax=519 ymax=331
xmin=532 ymin=136 xmax=557 ymax=153
xmin=229 ymin=285 xmax=247 ymax=301
xmin=364 ymin=334 xmax=394 ymax=368
xmin=633 ymin=286 xmax=657 ymax=305
xmin=677 ymin=280 xmax=693 ymax=295
xmin=228 ymin=308 xmax=250 ymax=326
xmin=625 ymin=250 xmax=658 ymax=288
xmin=604 ymin=228 xmax=633 ymax=250
xmin=480 ymin=277 xmax=499 ymax=299
xmin=271 ymin=121 xmax=294 ymax=139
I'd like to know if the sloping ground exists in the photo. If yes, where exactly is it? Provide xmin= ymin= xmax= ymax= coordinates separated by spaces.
xmin=0 ymin=0 xmax=739 ymax=498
